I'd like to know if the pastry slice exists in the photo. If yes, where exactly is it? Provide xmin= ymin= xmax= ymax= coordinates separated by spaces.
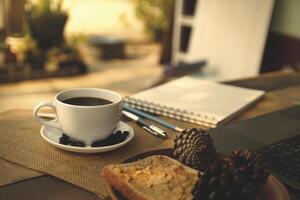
xmin=101 ymin=155 xmax=200 ymax=200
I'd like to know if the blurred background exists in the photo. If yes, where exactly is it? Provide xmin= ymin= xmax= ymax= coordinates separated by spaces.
xmin=0 ymin=0 xmax=299 ymax=111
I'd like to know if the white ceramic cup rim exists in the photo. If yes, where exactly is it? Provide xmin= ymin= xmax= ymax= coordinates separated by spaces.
xmin=55 ymin=88 xmax=123 ymax=108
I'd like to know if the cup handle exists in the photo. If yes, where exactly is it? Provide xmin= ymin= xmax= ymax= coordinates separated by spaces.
xmin=33 ymin=101 xmax=61 ymax=129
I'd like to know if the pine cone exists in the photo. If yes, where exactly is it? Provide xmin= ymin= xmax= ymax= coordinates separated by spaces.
xmin=192 ymin=149 xmax=270 ymax=200
xmin=192 ymin=160 xmax=238 ymax=200
xmin=230 ymin=149 xmax=270 ymax=193
xmin=173 ymin=128 xmax=216 ymax=171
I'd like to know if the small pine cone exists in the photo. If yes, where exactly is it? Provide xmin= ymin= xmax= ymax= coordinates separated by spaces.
xmin=192 ymin=149 xmax=270 ymax=200
xmin=173 ymin=128 xmax=216 ymax=171
xmin=192 ymin=160 xmax=237 ymax=200
xmin=230 ymin=149 xmax=270 ymax=198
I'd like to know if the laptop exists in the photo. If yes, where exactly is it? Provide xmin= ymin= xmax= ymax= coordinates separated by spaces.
xmin=209 ymin=106 xmax=300 ymax=192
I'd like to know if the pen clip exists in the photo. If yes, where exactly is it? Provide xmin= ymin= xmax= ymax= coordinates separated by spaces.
xmin=142 ymin=126 xmax=165 ymax=139
xmin=149 ymin=125 xmax=167 ymax=138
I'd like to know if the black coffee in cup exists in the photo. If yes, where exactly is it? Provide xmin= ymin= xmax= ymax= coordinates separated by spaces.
xmin=34 ymin=88 xmax=122 ymax=144
xmin=62 ymin=97 xmax=113 ymax=106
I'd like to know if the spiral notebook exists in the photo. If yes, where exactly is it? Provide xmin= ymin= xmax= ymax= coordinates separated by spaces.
xmin=125 ymin=76 xmax=265 ymax=128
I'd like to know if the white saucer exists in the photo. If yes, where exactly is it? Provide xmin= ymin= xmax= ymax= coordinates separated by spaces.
xmin=40 ymin=121 xmax=134 ymax=153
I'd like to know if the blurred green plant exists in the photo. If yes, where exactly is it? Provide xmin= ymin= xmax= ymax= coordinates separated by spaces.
xmin=134 ymin=0 xmax=173 ymax=42
xmin=26 ymin=0 xmax=68 ymax=49
xmin=27 ymin=0 xmax=65 ymax=14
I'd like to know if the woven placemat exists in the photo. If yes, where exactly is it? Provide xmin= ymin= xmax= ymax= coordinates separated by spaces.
xmin=0 ymin=109 xmax=172 ymax=198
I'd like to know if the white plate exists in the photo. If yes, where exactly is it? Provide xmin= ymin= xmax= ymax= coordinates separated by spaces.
xmin=40 ymin=121 xmax=134 ymax=153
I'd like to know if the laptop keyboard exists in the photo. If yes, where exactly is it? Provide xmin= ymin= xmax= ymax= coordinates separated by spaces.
xmin=255 ymin=134 xmax=300 ymax=191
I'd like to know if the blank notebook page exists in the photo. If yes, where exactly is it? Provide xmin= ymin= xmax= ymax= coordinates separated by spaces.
xmin=129 ymin=76 xmax=265 ymax=124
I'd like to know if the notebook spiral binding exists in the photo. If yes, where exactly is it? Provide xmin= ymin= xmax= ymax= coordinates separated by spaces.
xmin=124 ymin=97 xmax=218 ymax=128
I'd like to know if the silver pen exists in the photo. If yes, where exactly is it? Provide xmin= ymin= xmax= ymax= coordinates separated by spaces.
xmin=122 ymin=111 xmax=167 ymax=139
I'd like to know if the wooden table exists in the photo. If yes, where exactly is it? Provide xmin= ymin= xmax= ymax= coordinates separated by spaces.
xmin=1 ymin=71 xmax=300 ymax=200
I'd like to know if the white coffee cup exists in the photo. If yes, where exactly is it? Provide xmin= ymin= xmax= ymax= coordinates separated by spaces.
xmin=33 ymin=88 xmax=123 ymax=145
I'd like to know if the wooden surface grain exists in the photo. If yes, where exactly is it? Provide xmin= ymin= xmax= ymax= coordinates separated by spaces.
xmin=0 ymin=71 xmax=299 ymax=200
xmin=0 ymin=176 xmax=100 ymax=200
xmin=0 ymin=159 xmax=43 ymax=187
